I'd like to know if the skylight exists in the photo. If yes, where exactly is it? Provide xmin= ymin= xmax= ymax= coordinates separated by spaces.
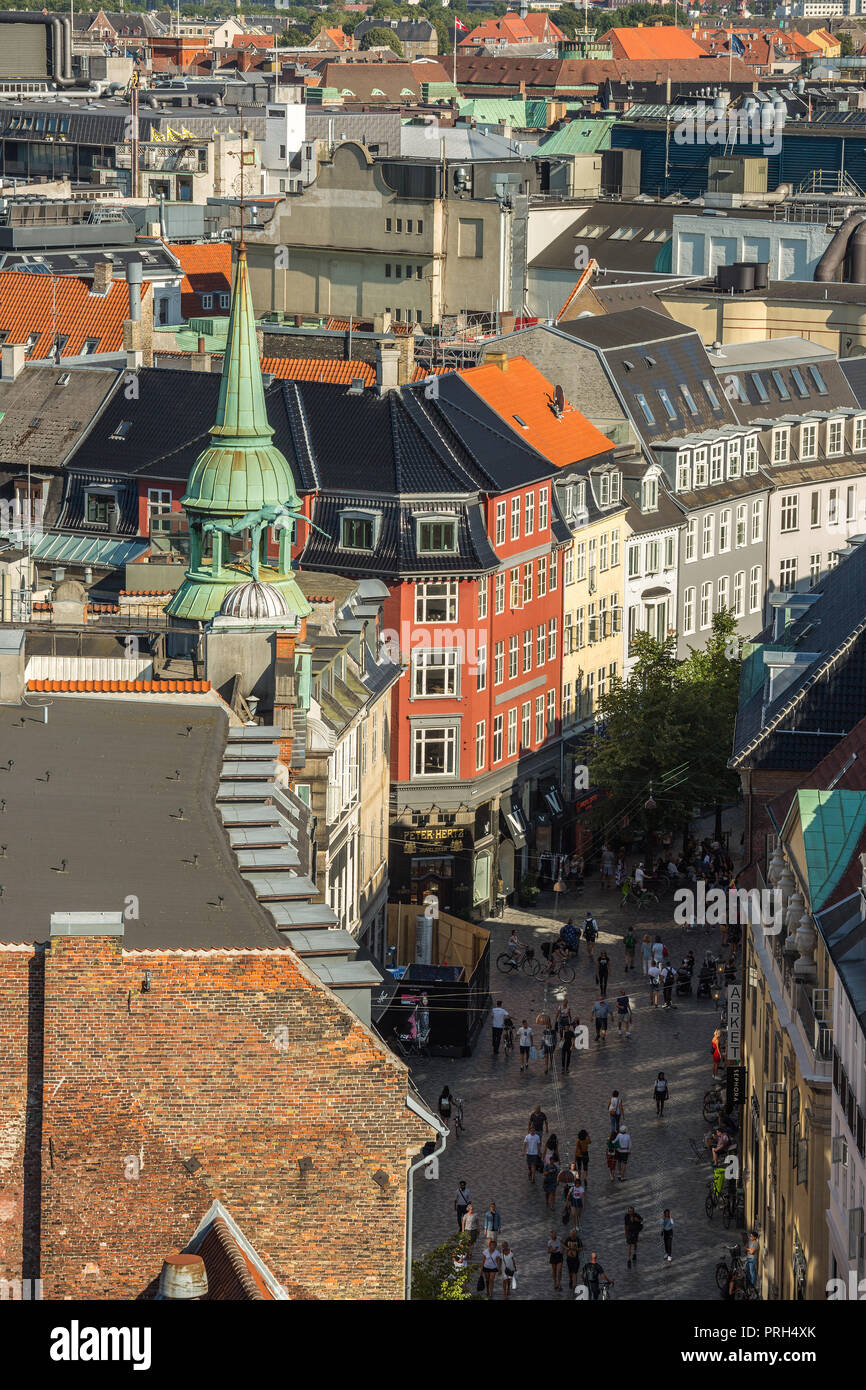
xmin=751 ymin=372 xmax=769 ymax=403
xmin=809 ymin=365 xmax=828 ymax=395
xmin=771 ymin=369 xmax=791 ymax=402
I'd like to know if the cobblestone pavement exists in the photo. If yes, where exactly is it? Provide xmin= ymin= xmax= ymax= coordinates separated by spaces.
xmin=411 ymin=880 xmax=738 ymax=1302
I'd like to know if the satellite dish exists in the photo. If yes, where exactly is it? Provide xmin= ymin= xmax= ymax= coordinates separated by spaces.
xmin=553 ymin=383 xmax=565 ymax=416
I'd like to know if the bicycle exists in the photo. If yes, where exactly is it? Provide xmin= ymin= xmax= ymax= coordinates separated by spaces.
xmin=452 ymin=1096 xmax=465 ymax=1139
xmin=544 ymin=960 xmax=576 ymax=984
xmin=722 ymin=1184 xmax=745 ymax=1230
xmin=504 ymin=1023 xmax=514 ymax=1056
xmin=704 ymin=1165 xmax=726 ymax=1219
xmin=619 ymin=882 xmax=660 ymax=911
xmin=600 ymin=1279 xmax=615 ymax=1301
xmin=715 ymin=1244 xmax=759 ymax=1299
xmin=496 ymin=948 xmax=539 ymax=977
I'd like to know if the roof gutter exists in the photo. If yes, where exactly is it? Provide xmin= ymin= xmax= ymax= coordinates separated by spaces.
xmin=405 ymin=1092 xmax=449 ymax=1301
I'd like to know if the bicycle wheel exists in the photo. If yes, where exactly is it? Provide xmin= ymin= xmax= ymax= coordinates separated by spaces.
xmin=732 ymin=1284 xmax=748 ymax=1301
xmin=558 ymin=963 xmax=576 ymax=984
xmin=715 ymin=1261 xmax=730 ymax=1291
xmin=745 ymin=1284 xmax=760 ymax=1300
xmin=496 ymin=954 xmax=516 ymax=975
xmin=522 ymin=955 xmax=539 ymax=977
xmin=705 ymin=1194 xmax=716 ymax=1219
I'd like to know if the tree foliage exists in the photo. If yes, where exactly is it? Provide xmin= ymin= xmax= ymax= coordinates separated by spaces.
xmin=411 ymin=1234 xmax=480 ymax=1300
xmin=586 ymin=611 xmax=741 ymax=846
xmin=360 ymin=25 xmax=403 ymax=54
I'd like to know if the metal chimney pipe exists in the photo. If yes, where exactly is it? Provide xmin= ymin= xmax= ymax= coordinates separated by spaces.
xmin=126 ymin=258 xmax=142 ymax=324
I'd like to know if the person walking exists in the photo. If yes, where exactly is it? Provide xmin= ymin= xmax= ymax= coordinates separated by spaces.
xmin=654 ymin=1072 xmax=670 ymax=1117
xmin=517 ymin=1018 xmax=533 ymax=1073
xmin=624 ymin=1206 xmax=644 ymax=1268
xmin=500 ymin=1241 xmax=517 ymax=1299
xmin=561 ymin=1018 xmax=576 ymax=1074
xmin=528 ymin=1103 xmax=549 ymax=1144
xmin=555 ymin=997 xmax=572 ymax=1036
xmin=592 ymin=994 xmax=610 ymax=1043
xmin=574 ymin=1129 xmax=591 ymax=1184
xmin=648 ymin=961 xmax=661 ymax=1009
xmin=483 ymin=1201 xmax=502 ymax=1241
xmin=661 ymin=1209 xmax=674 ymax=1263
xmin=438 ymin=1086 xmax=453 ymax=1123
xmin=651 ymin=935 xmax=665 ymax=968
xmin=614 ymin=1126 xmax=632 ymax=1182
xmin=523 ymin=1126 xmax=541 ymax=1183
xmin=615 ymin=849 xmax=627 ymax=889
xmin=455 ymin=1180 xmax=471 ymax=1231
xmin=615 ymin=989 xmax=632 ymax=1039
xmin=711 ymin=1029 xmax=723 ymax=1079
xmin=481 ymin=1237 xmax=501 ymax=1298
xmin=565 ymin=1229 xmax=583 ymax=1289
xmin=623 ymin=928 xmax=636 ymax=972
xmin=583 ymin=912 xmax=598 ymax=961
xmin=744 ymin=1230 xmax=759 ymax=1288
xmin=601 ymin=843 xmax=615 ymax=891
xmin=541 ymin=1016 xmax=557 ymax=1075
xmin=595 ymin=949 xmax=610 ymax=997
xmin=543 ymin=1132 xmax=560 ymax=1172
xmin=461 ymin=1202 xmax=480 ymax=1253
xmin=566 ymin=1171 xmax=585 ymax=1230
xmin=605 ymin=1135 xmax=618 ymax=1184
xmin=581 ymin=1251 xmax=610 ymax=1301
xmin=542 ymin=1154 xmax=559 ymax=1212
xmin=607 ymin=1090 xmax=624 ymax=1136
xmin=491 ymin=999 xmax=508 ymax=1056
xmin=662 ymin=963 xmax=675 ymax=1010
xmin=640 ymin=933 xmax=653 ymax=976
xmin=547 ymin=1230 xmax=564 ymax=1291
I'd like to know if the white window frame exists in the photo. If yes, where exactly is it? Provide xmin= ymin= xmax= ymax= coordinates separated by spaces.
xmin=826 ymin=418 xmax=844 ymax=457
xmin=525 ymin=491 xmax=535 ymax=536
xmin=539 ymin=487 xmax=549 ymax=530
xmin=412 ymin=725 xmax=458 ymax=778
xmin=415 ymin=579 xmax=458 ymax=624
xmin=719 ymin=508 xmax=731 ymax=552
xmin=495 ymin=499 xmax=506 ymax=546
xmin=412 ymin=649 xmax=460 ymax=698
xmin=510 ymin=495 xmax=521 ymax=541
xmin=800 ymin=421 xmax=818 ymax=462
xmin=749 ymin=565 xmax=762 ymax=613
xmin=683 ymin=586 xmax=696 ymax=634
xmin=702 ymin=513 xmax=714 ymax=558
xmin=700 ymin=580 xmax=712 ymax=630
xmin=772 ymin=427 xmax=790 ymax=465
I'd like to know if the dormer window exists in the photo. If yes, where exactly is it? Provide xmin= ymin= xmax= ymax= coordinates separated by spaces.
xmin=341 ymin=509 xmax=381 ymax=552
xmin=694 ymin=447 xmax=708 ymax=488
xmin=599 ymin=473 xmax=610 ymax=507
xmin=710 ymin=441 xmax=724 ymax=484
xmin=676 ymin=451 xmax=691 ymax=491
xmin=727 ymin=438 xmax=741 ymax=478
xmin=641 ymin=477 xmax=658 ymax=512
xmin=744 ymin=434 xmax=759 ymax=473
xmin=800 ymin=421 xmax=817 ymax=461
xmin=772 ymin=427 xmax=790 ymax=465
xmin=417 ymin=516 xmax=457 ymax=554
xmin=826 ymin=418 xmax=843 ymax=456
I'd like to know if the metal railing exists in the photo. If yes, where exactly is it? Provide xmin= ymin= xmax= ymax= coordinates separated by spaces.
xmin=796 ymin=983 xmax=833 ymax=1073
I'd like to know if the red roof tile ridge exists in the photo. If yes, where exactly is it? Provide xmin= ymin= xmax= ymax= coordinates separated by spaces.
xmin=121 ymin=946 xmax=292 ymax=957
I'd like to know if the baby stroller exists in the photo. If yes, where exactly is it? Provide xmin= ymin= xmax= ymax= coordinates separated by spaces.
xmin=696 ymin=955 xmax=716 ymax=1000
xmin=676 ymin=959 xmax=694 ymax=996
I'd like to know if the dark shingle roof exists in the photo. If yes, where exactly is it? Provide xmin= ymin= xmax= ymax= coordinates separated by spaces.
xmin=300 ymin=493 xmax=498 ymax=577
xmin=731 ymin=539 xmax=866 ymax=770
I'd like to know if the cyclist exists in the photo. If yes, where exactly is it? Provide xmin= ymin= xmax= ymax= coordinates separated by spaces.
xmin=507 ymin=928 xmax=526 ymax=963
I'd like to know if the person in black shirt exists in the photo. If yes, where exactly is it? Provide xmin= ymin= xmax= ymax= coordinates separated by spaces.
xmin=624 ymin=1206 xmax=644 ymax=1268
xmin=528 ymin=1104 xmax=549 ymax=1141
xmin=581 ymin=1251 xmax=610 ymax=1300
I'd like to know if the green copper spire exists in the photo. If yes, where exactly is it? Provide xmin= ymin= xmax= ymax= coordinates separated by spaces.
xmin=180 ymin=248 xmax=300 ymax=516
xmin=167 ymin=246 xmax=310 ymax=626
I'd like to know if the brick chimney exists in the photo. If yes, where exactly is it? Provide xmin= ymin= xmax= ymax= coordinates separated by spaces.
xmin=483 ymin=349 xmax=509 ymax=372
xmin=92 ymin=257 xmax=114 ymax=296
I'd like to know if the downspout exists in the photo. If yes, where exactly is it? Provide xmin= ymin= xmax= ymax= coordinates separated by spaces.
xmin=405 ymin=1094 xmax=449 ymax=1300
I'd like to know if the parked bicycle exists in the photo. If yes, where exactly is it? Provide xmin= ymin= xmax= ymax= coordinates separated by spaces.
xmin=715 ymin=1243 xmax=759 ymax=1300
xmin=452 ymin=1096 xmax=465 ymax=1139
xmin=504 ymin=1020 xmax=515 ymax=1056
xmin=704 ymin=1165 xmax=727 ymax=1219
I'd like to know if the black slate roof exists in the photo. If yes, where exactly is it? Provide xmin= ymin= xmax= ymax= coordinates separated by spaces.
xmin=300 ymin=493 xmax=498 ymax=577
xmin=718 ymin=358 xmax=857 ymax=424
xmin=731 ymin=538 xmax=866 ymax=770
xmin=840 ymin=356 xmax=866 ymax=409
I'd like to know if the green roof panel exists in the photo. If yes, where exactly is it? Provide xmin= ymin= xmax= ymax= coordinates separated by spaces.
xmin=796 ymin=788 xmax=866 ymax=911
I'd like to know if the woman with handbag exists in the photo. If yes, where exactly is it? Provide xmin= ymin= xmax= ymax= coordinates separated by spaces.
xmin=480 ymin=1238 xmax=501 ymax=1298
xmin=500 ymin=1241 xmax=517 ymax=1299
xmin=654 ymin=1071 xmax=670 ymax=1117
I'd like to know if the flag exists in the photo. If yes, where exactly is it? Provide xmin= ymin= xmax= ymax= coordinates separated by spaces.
xmin=729 ymin=33 xmax=746 ymax=57
xmin=455 ymin=18 xmax=468 ymax=32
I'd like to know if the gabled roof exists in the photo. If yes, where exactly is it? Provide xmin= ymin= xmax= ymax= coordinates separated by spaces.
xmin=456 ymin=358 xmax=614 ymax=469
xmin=608 ymin=25 xmax=709 ymax=61
xmin=262 ymin=358 xmax=376 ymax=387
xmin=166 ymin=241 xmax=231 ymax=319
xmin=0 ymin=273 xmax=150 ymax=359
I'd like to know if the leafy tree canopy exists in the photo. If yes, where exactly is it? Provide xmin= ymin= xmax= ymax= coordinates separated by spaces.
xmin=360 ymin=25 xmax=403 ymax=53
xmin=411 ymin=1234 xmax=480 ymax=1300
xmin=586 ymin=611 xmax=741 ymax=846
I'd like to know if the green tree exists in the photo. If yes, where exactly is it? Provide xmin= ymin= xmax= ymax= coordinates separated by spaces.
xmin=594 ymin=3 xmax=677 ymax=33
xmin=839 ymin=32 xmax=855 ymax=58
xmin=411 ymin=1235 xmax=480 ymax=1300
xmin=586 ymin=614 xmax=741 ymax=851
xmin=360 ymin=25 xmax=403 ymax=54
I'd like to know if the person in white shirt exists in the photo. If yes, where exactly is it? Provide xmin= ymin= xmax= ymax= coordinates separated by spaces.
xmin=517 ymin=1019 xmax=533 ymax=1073
xmin=648 ymin=962 xmax=661 ymax=1008
xmin=500 ymin=1241 xmax=517 ymax=1299
xmin=634 ymin=863 xmax=646 ymax=891
xmin=614 ymin=1127 xmax=632 ymax=1181
xmin=491 ymin=999 xmax=509 ymax=1056
xmin=523 ymin=1126 xmax=542 ymax=1183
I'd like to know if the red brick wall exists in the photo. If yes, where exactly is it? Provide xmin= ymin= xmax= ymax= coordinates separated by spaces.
xmin=0 ymin=946 xmax=39 ymax=1283
xmin=2 ymin=936 xmax=429 ymax=1300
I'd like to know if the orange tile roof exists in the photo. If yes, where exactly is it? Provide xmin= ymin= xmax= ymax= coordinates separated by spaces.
xmin=0 ymin=273 xmax=150 ymax=358
xmin=261 ymin=357 xmax=376 ymax=385
xmin=411 ymin=364 xmax=449 ymax=381
xmin=166 ymin=241 xmax=231 ymax=318
xmin=609 ymin=25 xmax=709 ymax=60
xmin=28 ymin=679 xmax=211 ymax=694
xmin=458 ymin=356 xmax=614 ymax=468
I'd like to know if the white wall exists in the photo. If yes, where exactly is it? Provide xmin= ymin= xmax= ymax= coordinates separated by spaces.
xmin=673 ymin=215 xmax=832 ymax=281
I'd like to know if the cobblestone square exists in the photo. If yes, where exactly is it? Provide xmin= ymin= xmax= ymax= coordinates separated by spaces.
xmin=412 ymin=881 xmax=739 ymax=1301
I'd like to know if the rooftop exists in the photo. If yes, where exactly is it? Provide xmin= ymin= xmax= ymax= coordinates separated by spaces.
xmin=0 ymin=697 xmax=286 ymax=950
xmin=0 ymin=272 xmax=149 ymax=360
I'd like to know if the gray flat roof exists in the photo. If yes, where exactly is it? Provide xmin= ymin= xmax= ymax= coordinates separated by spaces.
xmin=0 ymin=698 xmax=287 ymax=950
xmin=706 ymin=338 xmax=836 ymax=369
